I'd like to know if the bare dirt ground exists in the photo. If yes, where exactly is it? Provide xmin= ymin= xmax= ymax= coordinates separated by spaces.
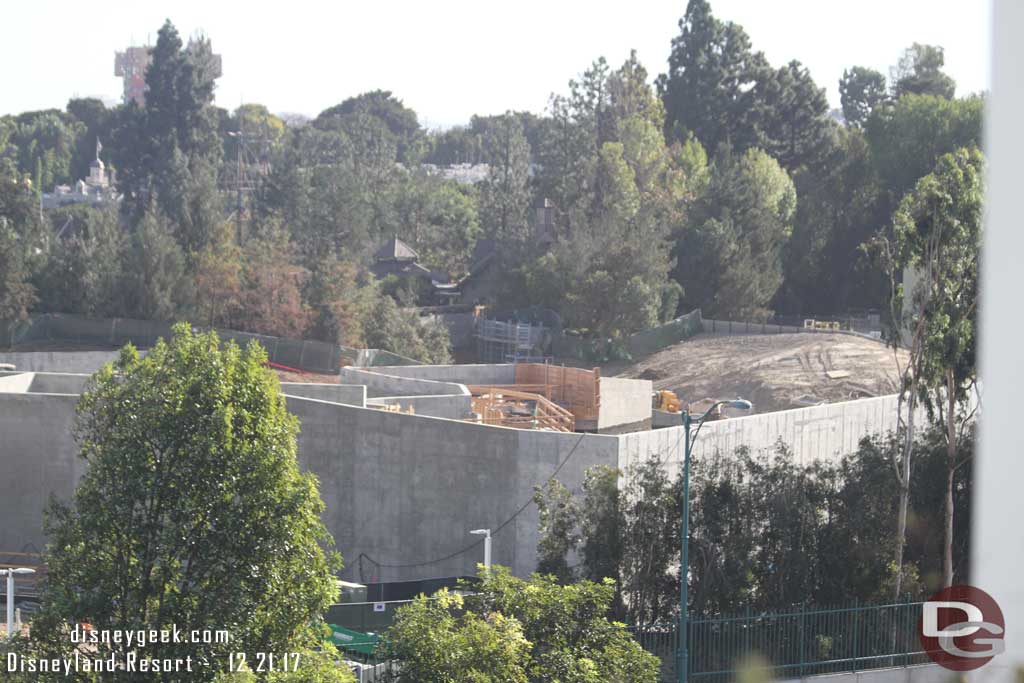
xmin=275 ymin=369 xmax=339 ymax=383
xmin=614 ymin=333 xmax=907 ymax=414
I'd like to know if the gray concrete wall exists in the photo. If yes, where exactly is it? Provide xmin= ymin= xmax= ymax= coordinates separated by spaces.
xmin=366 ymin=364 xmax=516 ymax=385
xmin=780 ymin=665 xmax=949 ymax=683
xmin=0 ymin=387 xmax=619 ymax=581
xmin=29 ymin=372 xmax=91 ymax=395
xmin=281 ymin=383 xmax=366 ymax=407
xmin=368 ymin=394 xmax=474 ymax=419
xmin=0 ymin=372 xmax=34 ymax=393
xmin=597 ymin=377 xmax=653 ymax=431
xmin=288 ymin=397 xmax=618 ymax=581
xmin=0 ymin=351 xmax=126 ymax=374
xmin=620 ymin=394 xmax=912 ymax=477
xmin=0 ymin=393 xmax=83 ymax=555
xmin=339 ymin=367 xmax=468 ymax=398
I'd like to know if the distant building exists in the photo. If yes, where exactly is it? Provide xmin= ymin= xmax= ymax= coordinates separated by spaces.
xmin=114 ymin=46 xmax=151 ymax=106
xmin=115 ymin=40 xmax=222 ymax=107
xmin=371 ymin=236 xmax=457 ymax=304
xmin=41 ymin=140 xmax=119 ymax=209
xmin=421 ymin=163 xmax=491 ymax=185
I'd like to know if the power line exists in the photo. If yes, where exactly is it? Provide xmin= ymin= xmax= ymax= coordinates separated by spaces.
xmin=359 ymin=431 xmax=591 ymax=574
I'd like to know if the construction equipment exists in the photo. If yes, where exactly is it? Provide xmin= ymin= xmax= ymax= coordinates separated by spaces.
xmin=653 ymin=390 xmax=682 ymax=413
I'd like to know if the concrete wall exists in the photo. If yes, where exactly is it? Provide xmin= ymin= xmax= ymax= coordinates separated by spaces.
xmin=367 ymin=394 xmax=474 ymax=419
xmin=0 ymin=372 xmax=34 ymax=393
xmin=29 ymin=372 xmax=91 ymax=395
xmin=620 ymin=394 xmax=911 ymax=477
xmin=0 ymin=378 xmax=911 ymax=583
xmin=288 ymin=397 xmax=618 ymax=581
xmin=339 ymin=367 xmax=469 ymax=398
xmin=780 ymin=665 xmax=950 ymax=683
xmin=597 ymin=377 xmax=653 ymax=431
xmin=0 ymin=387 xmax=619 ymax=581
xmin=0 ymin=351 xmax=125 ymax=374
xmin=0 ymin=393 xmax=83 ymax=555
xmin=281 ymin=383 xmax=366 ymax=407
xmin=366 ymin=364 xmax=516 ymax=385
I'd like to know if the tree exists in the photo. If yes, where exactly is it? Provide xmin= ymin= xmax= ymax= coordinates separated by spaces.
xmin=193 ymin=220 xmax=243 ymax=328
xmin=673 ymin=147 xmax=796 ymax=319
xmin=363 ymin=295 xmax=452 ymax=363
xmin=658 ymin=0 xmax=769 ymax=153
xmin=839 ymin=67 xmax=889 ymax=128
xmin=34 ymin=325 xmax=341 ymax=682
xmin=865 ymin=94 xmax=983 ymax=204
xmin=889 ymin=147 xmax=983 ymax=588
xmin=891 ymin=43 xmax=956 ymax=100
xmin=461 ymin=568 xmax=660 ymax=683
xmin=776 ymin=126 xmax=886 ymax=314
xmin=533 ymin=479 xmax=579 ymax=584
xmin=0 ymin=177 xmax=42 ymax=320
xmin=756 ymin=60 xmax=834 ymax=172
xmin=236 ymin=223 xmax=313 ymax=339
xmin=478 ymin=113 xmax=532 ymax=251
xmin=315 ymin=90 xmax=425 ymax=163
xmin=381 ymin=589 xmax=531 ymax=683
xmin=121 ymin=208 xmax=192 ymax=320
xmin=36 ymin=205 xmax=125 ymax=317
xmin=117 ymin=21 xmax=224 ymax=253
xmin=0 ymin=217 xmax=37 ymax=321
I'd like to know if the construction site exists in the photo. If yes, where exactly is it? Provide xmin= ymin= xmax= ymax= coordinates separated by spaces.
xmin=0 ymin=316 xmax=913 ymax=589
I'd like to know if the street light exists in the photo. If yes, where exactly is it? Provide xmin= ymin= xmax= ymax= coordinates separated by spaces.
xmin=1 ymin=567 xmax=36 ymax=640
xmin=678 ymin=399 xmax=752 ymax=683
xmin=469 ymin=529 xmax=492 ymax=573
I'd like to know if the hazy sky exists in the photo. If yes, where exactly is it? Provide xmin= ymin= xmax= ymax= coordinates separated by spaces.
xmin=1 ymin=1 xmax=992 ymax=129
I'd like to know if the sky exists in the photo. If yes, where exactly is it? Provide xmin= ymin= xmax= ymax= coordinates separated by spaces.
xmin=1 ymin=1 xmax=992 ymax=129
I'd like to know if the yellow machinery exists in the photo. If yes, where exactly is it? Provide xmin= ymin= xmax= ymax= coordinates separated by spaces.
xmin=653 ymin=390 xmax=682 ymax=413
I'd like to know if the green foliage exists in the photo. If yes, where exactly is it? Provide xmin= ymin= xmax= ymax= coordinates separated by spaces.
xmin=363 ymin=294 xmax=452 ymax=364
xmin=117 ymin=20 xmax=224 ymax=253
xmin=35 ymin=204 xmax=125 ymax=317
xmin=777 ymin=126 xmax=886 ymax=313
xmin=865 ymin=93 xmax=983 ymax=205
xmin=315 ymin=90 xmax=425 ymax=164
xmin=674 ymin=147 xmax=796 ymax=320
xmin=534 ymin=479 xmax=579 ymax=583
xmin=478 ymin=113 xmax=533 ymax=252
xmin=120 ymin=208 xmax=192 ymax=320
xmin=891 ymin=43 xmax=957 ymax=100
xmin=0 ymin=177 xmax=42 ymax=321
xmin=839 ymin=67 xmax=889 ymax=128
xmin=657 ymin=0 xmax=768 ymax=153
xmin=35 ymin=324 xmax=341 ymax=682
xmin=536 ymin=425 xmax=972 ymax=621
xmin=381 ymin=589 xmax=532 ymax=683
xmin=468 ymin=569 xmax=659 ymax=683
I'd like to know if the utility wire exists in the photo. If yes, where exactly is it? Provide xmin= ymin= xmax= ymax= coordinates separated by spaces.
xmin=359 ymin=431 xmax=590 ymax=572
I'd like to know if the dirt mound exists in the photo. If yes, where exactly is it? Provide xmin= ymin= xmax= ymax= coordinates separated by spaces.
xmin=615 ymin=333 xmax=906 ymax=414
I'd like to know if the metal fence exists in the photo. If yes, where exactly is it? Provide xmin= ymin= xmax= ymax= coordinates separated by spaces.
xmin=632 ymin=601 xmax=927 ymax=683
xmin=1 ymin=314 xmax=424 ymax=373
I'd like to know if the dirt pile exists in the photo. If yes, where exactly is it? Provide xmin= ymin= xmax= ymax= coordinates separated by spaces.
xmin=616 ymin=333 xmax=907 ymax=414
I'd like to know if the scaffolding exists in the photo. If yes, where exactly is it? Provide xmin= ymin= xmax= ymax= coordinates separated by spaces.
xmin=475 ymin=318 xmax=548 ymax=363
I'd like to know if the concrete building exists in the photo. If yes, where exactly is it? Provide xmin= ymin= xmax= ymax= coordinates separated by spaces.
xmin=0 ymin=353 xmax=914 ymax=584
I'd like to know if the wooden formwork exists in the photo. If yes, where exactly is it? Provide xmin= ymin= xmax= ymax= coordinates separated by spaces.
xmin=469 ymin=387 xmax=576 ymax=432
xmin=512 ymin=363 xmax=601 ymax=422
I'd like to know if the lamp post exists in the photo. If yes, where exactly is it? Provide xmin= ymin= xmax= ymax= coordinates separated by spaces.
xmin=1 ymin=567 xmax=36 ymax=640
xmin=678 ymin=399 xmax=752 ymax=683
xmin=470 ymin=529 xmax=492 ymax=573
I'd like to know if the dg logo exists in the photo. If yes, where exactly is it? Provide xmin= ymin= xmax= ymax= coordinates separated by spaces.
xmin=918 ymin=585 xmax=1005 ymax=671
